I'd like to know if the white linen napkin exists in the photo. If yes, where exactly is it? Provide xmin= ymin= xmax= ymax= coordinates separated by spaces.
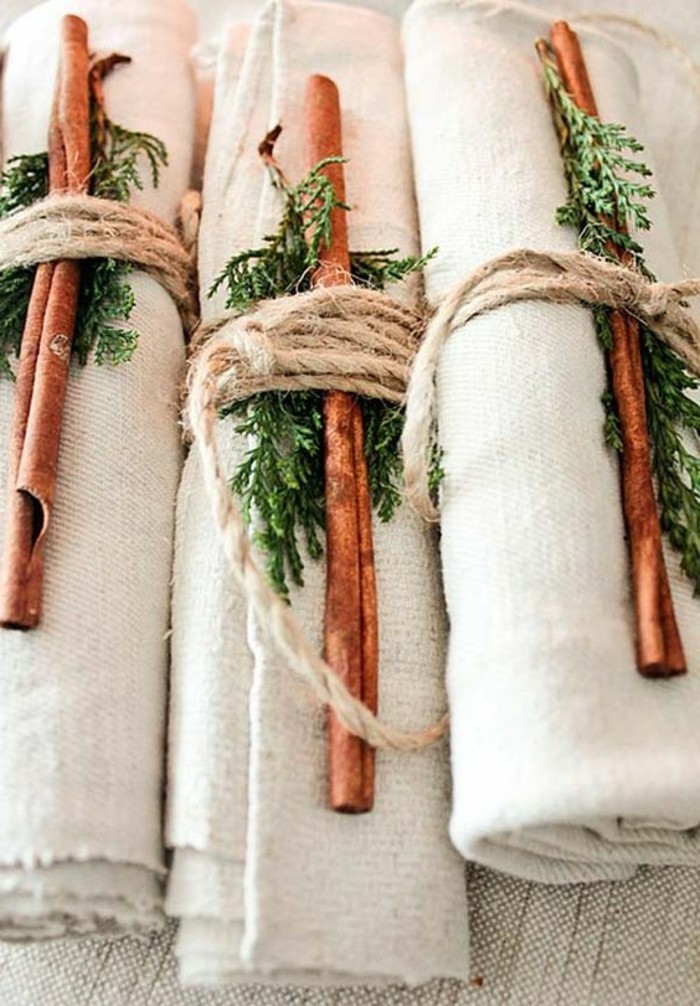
xmin=403 ymin=0 xmax=700 ymax=884
xmin=166 ymin=0 xmax=470 ymax=985
xmin=0 ymin=0 xmax=195 ymax=937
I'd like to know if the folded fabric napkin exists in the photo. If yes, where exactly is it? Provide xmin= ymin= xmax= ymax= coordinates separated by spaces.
xmin=166 ymin=0 xmax=470 ymax=985
xmin=0 ymin=0 xmax=195 ymax=937
xmin=403 ymin=0 xmax=700 ymax=884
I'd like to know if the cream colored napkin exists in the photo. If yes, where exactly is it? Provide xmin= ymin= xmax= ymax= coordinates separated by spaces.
xmin=0 ymin=0 xmax=195 ymax=937
xmin=403 ymin=0 xmax=700 ymax=884
xmin=166 ymin=0 xmax=470 ymax=985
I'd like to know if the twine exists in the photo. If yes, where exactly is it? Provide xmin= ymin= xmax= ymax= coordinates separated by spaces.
xmin=187 ymin=284 xmax=422 ymax=421
xmin=187 ymin=284 xmax=449 ymax=752
xmin=188 ymin=248 xmax=700 ymax=751
xmin=0 ymin=192 xmax=199 ymax=333
xmin=402 ymin=248 xmax=700 ymax=520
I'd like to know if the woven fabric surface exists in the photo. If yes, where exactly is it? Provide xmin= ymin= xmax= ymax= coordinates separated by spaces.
xmin=3 ymin=865 xmax=700 ymax=1004
xmin=0 ymin=0 xmax=195 ymax=939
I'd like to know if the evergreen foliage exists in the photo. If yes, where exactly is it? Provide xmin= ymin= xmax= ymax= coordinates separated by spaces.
xmin=0 ymin=64 xmax=167 ymax=376
xmin=213 ymin=153 xmax=436 ymax=597
xmin=539 ymin=42 xmax=700 ymax=591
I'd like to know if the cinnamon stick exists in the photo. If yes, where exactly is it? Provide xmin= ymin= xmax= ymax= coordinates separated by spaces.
xmin=549 ymin=21 xmax=685 ymax=677
xmin=305 ymin=73 xmax=378 ymax=812
xmin=0 ymin=86 xmax=66 ymax=628
xmin=0 ymin=264 xmax=54 ymax=628
xmin=0 ymin=16 xmax=90 ymax=629
xmin=352 ymin=401 xmax=379 ymax=797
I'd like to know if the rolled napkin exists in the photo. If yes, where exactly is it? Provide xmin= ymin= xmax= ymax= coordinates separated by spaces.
xmin=166 ymin=0 xmax=470 ymax=985
xmin=403 ymin=0 xmax=700 ymax=884
xmin=0 ymin=0 xmax=195 ymax=937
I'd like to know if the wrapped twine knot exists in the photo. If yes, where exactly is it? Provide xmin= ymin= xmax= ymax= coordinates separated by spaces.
xmin=187 ymin=248 xmax=700 ymax=751
xmin=402 ymin=248 xmax=700 ymax=522
xmin=0 ymin=191 xmax=200 ymax=334
xmin=188 ymin=284 xmax=422 ymax=408
xmin=186 ymin=284 xmax=449 ymax=752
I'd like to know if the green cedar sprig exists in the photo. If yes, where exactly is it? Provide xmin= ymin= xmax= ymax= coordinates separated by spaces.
xmin=212 ymin=152 xmax=436 ymax=598
xmin=538 ymin=40 xmax=700 ymax=592
xmin=0 ymin=67 xmax=167 ymax=377
xmin=0 ymin=154 xmax=49 ymax=378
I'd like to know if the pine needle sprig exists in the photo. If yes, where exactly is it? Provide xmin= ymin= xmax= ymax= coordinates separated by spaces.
xmin=212 ymin=151 xmax=434 ymax=597
xmin=220 ymin=391 xmax=326 ymax=594
xmin=90 ymin=121 xmax=167 ymax=203
xmin=0 ymin=154 xmax=49 ymax=378
xmin=209 ymin=157 xmax=348 ymax=308
xmin=538 ymin=41 xmax=700 ymax=592
xmin=0 ymin=153 xmax=50 ymax=216
xmin=350 ymin=248 xmax=437 ymax=289
xmin=0 ymin=61 xmax=168 ymax=376
xmin=73 ymin=67 xmax=167 ymax=366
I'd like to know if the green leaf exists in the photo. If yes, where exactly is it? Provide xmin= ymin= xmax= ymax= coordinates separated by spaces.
xmin=0 ymin=153 xmax=49 ymax=379
xmin=539 ymin=40 xmax=700 ymax=593
xmin=0 ymin=86 xmax=168 ymax=378
xmin=214 ymin=154 xmax=440 ymax=596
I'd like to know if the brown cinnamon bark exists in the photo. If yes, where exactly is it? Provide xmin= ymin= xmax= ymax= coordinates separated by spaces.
xmin=549 ymin=21 xmax=685 ymax=677
xmin=0 ymin=15 xmax=90 ymax=629
xmin=0 ymin=264 xmax=55 ymax=628
xmin=306 ymin=73 xmax=378 ymax=812
xmin=352 ymin=401 xmax=378 ymax=798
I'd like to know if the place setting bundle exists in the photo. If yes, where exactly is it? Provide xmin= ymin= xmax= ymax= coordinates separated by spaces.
xmin=0 ymin=0 xmax=699 ymax=995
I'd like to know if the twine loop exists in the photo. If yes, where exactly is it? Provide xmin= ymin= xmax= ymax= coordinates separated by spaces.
xmin=187 ymin=247 xmax=700 ymax=750
xmin=402 ymin=248 xmax=700 ymax=520
xmin=0 ymin=192 xmax=199 ymax=334
xmin=187 ymin=285 xmax=422 ymax=420
xmin=187 ymin=283 xmax=449 ymax=752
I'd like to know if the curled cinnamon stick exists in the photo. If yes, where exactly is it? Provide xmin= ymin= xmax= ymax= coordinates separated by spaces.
xmin=0 ymin=88 xmax=66 ymax=629
xmin=305 ymin=73 xmax=378 ymax=812
xmin=0 ymin=264 xmax=54 ymax=628
xmin=352 ymin=401 xmax=379 ymax=796
xmin=549 ymin=21 xmax=685 ymax=677
xmin=0 ymin=15 xmax=90 ymax=629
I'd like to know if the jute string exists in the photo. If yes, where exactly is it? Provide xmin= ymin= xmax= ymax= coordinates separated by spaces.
xmin=403 ymin=248 xmax=700 ymax=520
xmin=187 ymin=285 xmax=449 ymax=752
xmin=187 ymin=249 xmax=700 ymax=751
xmin=188 ymin=285 xmax=422 ymax=417
xmin=0 ymin=191 xmax=199 ymax=333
